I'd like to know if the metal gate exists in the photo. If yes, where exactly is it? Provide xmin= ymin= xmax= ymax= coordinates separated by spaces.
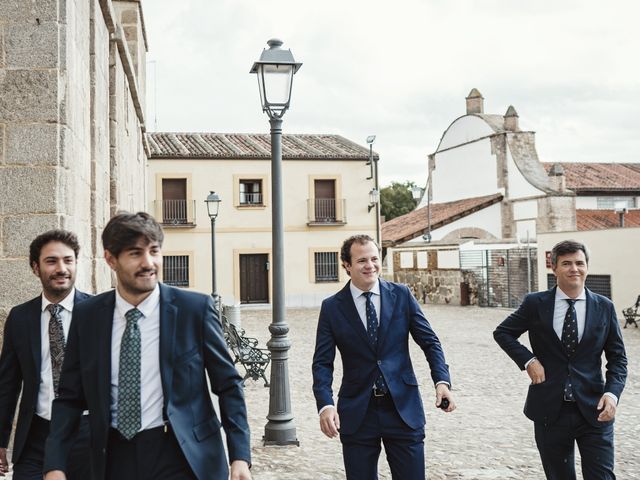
xmin=460 ymin=247 xmax=538 ymax=308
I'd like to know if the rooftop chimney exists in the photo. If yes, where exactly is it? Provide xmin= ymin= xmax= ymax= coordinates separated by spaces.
xmin=466 ymin=88 xmax=484 ymax=114
xmin=504 ymin=105 xmax=519 ymax=131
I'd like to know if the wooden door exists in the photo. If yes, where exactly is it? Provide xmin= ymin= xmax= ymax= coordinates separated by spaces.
xmin=314 ymin=179 xmax=336 ymax=222
xmin=240 ymin=254 xmax=269 ymax=304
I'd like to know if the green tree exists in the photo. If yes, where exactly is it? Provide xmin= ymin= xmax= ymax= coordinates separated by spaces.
xmin=380 ymin=181 xmax=417 ymax=221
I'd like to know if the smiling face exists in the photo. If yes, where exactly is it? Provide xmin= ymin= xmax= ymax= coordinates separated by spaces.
xmin=552 ymin=250 xmax=588 ymax=298
xmin=32 ymin=241 xmax=77 ymax=303
xmin=343 ymin=240 xmax=380 ymax=292
xmin=105 ymin=236 xmax=162 ymax=305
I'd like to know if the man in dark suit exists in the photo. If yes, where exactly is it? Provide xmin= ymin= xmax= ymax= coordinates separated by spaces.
xmin=312 ymin=234 xmax=455 ymax=479
xmin=43 ymin=212 xmax=251 ymax=480
xmin=494 ymin=239 xmax=627 ymax=480
xmin=0 ymin=230 xmax=91 ymax=479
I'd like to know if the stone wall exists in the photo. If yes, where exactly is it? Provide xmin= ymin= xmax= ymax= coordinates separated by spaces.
xmin=394 ymin=267 xmax=466 ymax=305
xmin=0 ymin=0 xmax=148 ymax=323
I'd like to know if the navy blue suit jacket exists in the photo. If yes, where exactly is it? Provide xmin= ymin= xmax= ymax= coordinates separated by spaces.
xmin=312 ymin=280 xmax=451 ymax=435
xmin=494 ymin=287 xmax=627 ymax=427
xmin=43 ymin=284 xmax=250 ymax=480
xmin=0 ymin=290 xmax=90 ymax=464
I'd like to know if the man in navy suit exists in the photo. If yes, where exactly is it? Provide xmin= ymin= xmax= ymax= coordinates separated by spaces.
xmin=0 ymin=230 xmax=91 ymax=479
xmin=312 ymin=234 xmax=455 ymax=479
xmin=494 ymin=239 xmax=627 ymax=480
xmin=43 ymin=212 xmax=251 ymax=480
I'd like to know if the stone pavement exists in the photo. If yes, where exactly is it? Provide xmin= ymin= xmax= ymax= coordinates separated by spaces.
xmin=240 ymin=305 xmax=640 ymax=480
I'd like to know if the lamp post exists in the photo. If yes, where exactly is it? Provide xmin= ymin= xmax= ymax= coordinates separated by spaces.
xmin=205 ymin=191 xmax=221 ymax=311
xmin=366 ymin=135 xmax=380 ymax=245
xmin=251 ymin=38 xmax=301 ymax=446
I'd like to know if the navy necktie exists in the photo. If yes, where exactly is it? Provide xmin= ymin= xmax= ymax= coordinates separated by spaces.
xmin=562 ymin=299 xmax=578 ymax=401
xmin=363 ymin=292 xmax=387 ymax=394
xmin=47 ymin=303 xmax=65 ymax=397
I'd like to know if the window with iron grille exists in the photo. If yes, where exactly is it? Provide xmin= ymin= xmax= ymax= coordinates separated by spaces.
xmin=239 ymin=179 xmax=263 ymax=205
xmin=163 ymin=255 xmax=190 ymax=287
xmin=315 ymin=252 xmax=339 ymax=283
xmin=547 ymin=274 xmax=611 ymax=299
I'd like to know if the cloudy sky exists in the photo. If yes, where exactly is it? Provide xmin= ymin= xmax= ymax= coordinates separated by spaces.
xmin=143 ymin=0 xmax=640 ymax=188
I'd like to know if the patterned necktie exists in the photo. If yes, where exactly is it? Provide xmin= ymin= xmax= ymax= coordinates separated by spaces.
xmin=47 ymin=303 xmax=66 ymax=397
xmin=117 ymin=308 xmax=142 ymax=440
xmin=363 ymin=292 xmax=387 ymax=394
xmin=562 ymin=299 xmax=579 ymax=401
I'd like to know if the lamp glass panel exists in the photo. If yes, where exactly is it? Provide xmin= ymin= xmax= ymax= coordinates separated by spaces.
xmin=261 ymin=64 xmax=294 ymax=105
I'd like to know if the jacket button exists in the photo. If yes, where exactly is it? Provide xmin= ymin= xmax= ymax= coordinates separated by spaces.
xmin=377 ymin=360 xmax=381 ymax=365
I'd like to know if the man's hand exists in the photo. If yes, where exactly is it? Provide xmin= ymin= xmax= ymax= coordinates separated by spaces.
xmin=435 ymin=383 xmax=456 ymax=412
xmin=526 ymin=358 xmax=545 ymax=384
xmin=230 ymin=459 xmax=252 ymax=480
xmin=0 ymin=447 xmax=8 ymax=476
xmin=319 ymin=406 xmax=340 ymax=438
xmin=597 ymin=395 xmax=617 ymax=422
xmin=44 ymin=470 xmax=67 ymax=480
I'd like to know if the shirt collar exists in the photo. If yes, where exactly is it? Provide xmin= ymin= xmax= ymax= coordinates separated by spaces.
xmin=555 ymin=286 xmax=586 ymax=302
xmin=115 ymin=284 xmax=160 ymax=319
xmin=350 ymin=279 xmax=381 ymax=299
xmin=41 ymin=287 xmax=76 ymax=313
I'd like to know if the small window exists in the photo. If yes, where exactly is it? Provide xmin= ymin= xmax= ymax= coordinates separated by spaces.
xmin=314 ymin=252 xmax=339 ymax=283
xmin=596 ymin=197 xmax=636 ymax=209
xmin=163 ymin=255 xmax=189 ymax=287
xmin=239 ymin=180 xmax=263 ymax=205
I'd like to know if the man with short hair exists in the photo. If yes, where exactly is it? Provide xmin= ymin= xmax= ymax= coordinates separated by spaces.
xmin=0 ymin=230 xmax=91 ymax=479
xmin=312 ymin=234 xmax=455 ymax=479
xmin=43 ymin=212 xmax=251 ymax=480
xmin=494 ymin=239 xmax=627 ymax=480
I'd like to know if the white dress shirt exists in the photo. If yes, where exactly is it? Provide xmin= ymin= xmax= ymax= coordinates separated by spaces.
xmin=349 ymin=281 xmax=381 ymax=329
xmin=110 ymin=285 xmax=164 ymax=431
xmin=553 ymin=287 xmax=587 ymax=341
xmin=37 ymin=288 xmax=76 ymax=420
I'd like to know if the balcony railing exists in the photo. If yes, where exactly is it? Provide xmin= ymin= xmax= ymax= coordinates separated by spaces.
xmin=307 ymin=198 xmax=347 ymax=225
xmin=155 ymin=199 xmax=196 ymax=226
xmin=239 ymin=192 xmax=263 ymax=206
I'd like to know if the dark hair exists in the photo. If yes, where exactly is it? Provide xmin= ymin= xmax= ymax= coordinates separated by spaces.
xmin=102 ymin=211 xmax=164 ymax=257
xmin=340 ymin=234 xmax=378 ymax=266
xmin=551 ymin=239 xmax=589 ymax=267
xmin=29 ymin=230 xmax=80 ymax=267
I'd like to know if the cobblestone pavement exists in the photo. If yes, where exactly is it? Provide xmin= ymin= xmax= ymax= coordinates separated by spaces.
xmin=240 ymin=305 xmax=640 ymax=480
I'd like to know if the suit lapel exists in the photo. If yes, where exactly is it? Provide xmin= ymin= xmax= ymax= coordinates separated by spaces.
xmin=538 ymin=287 xmax=566 ymax=353
xmin=159 ymin=284 xmax=177 ymax=402
xmin=579 ymin=288 xmax=598 ymax=348
xmin=336 ymin=282 xmax=373 ymax=351
xmin=376 ymin=280 xmax=396 ymax=345
xmin=97 ymin=291 xmax=115 ymax=419
xmin=28 ymin=296 xmax=43 ymax=373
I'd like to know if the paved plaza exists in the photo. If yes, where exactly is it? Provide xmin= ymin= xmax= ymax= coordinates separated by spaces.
xmin=241 ymin=304 xmax=640 ymax=479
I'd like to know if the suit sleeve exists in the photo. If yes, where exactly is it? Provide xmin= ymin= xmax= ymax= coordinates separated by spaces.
xmin=202 ymin=296 xmax=251 ymax=466
xmin=43 ymin=312 xmax=87 ymax=474
xmin=603 ymin=306 xmax=627 ymax=400
xmin=311 ymin=300 xmax=337 ymax=411
xmin=406 ymin=287 xmax=451 ymax=386
xmin=0 ymin=312 xmax=22 ymax=448
xmin=493 ymin=295 xmax=536 ymax=370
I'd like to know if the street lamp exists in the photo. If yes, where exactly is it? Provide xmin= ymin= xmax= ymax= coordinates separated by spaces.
xmin=366 ymin=135 xmax=380 ymax=245
xmin=411 ymin=185 xmax=424 ymax=204
xmin=205 ymin=191 xmax=221 ymax=311
xmin=251 ymin=38 xmax=301 ymax=446
xmin=368 ymin=188 xmax=380 ymax=212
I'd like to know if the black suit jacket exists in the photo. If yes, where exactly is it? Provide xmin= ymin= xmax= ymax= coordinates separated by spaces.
xmin=43 ymin=283 xmax=250 ymax=480
xmin=494 ymin=287 xmax=627 ymax=426
xmin=0 ymin=290 xmax=90 ymax=463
